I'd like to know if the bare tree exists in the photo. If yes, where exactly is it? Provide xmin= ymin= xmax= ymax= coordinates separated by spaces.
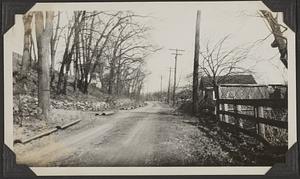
xmin=77 ymin=11 xmax=124 ymax=94
xmin=128 ymin=66 xmax=147 ymax=99
xmin=106 ymin=14 xmax=157 ymax=96
xmin=52 ymin=10 xmax=157 ymax=97
xmin=35 ymin=11 xmax=54 ymax=120
xmin=78 ymin=11 xmax=156 ymax=94
xmin=56 ymin=11 xmax=85 ymax=94
xmin=73 ymin=11 xmax=82 ymax=91
xmin=199 ymin=36 xmax=251 ymax=99
xmin=259 ymin=10 xmax=288 ymax=68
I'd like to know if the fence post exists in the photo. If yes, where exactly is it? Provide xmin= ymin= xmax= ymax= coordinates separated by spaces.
xmin=254 ymin=106 xmax=258 ymax=133
xmin=257 ymin=106 xmax=266 ymax=138
xmin=234 ymin=104 xmax=242 ymax=127
xmin=214 ymin=86 xmax=220 ymax=121
xmin=223 ymin=103 xmax=229 ymax=123
xmin=214 ymin=101 xmax=220 ymax=120
xmin=219 ymin=103 xmax=223 ymax=121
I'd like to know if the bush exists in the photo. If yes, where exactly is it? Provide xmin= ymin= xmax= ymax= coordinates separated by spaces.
xmin=178 ymin=102 xmax=194 ymax=115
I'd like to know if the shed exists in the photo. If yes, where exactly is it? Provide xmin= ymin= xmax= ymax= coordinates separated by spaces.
xmin=199 ymin=75 xmax=258 ymax=100
xmin=199 ymin=75 xmax=257 ymax=89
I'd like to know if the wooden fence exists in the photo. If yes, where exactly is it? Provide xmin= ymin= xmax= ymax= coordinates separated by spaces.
xmin=214 ymin=85 xmax=288 ymax=146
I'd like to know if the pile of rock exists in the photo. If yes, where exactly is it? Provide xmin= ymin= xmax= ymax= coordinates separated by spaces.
xmin=13 ymin=94 xmax=146 ymax=125
xmin=51 ymin=100 xmax=109 ymax=111
xmin=13 ymin=95 xmax=110 ymax=122
xmin=118 ymin=100 xmax=147 ymax=110
xmin=13 ymin=95 xmax=39 ymax=117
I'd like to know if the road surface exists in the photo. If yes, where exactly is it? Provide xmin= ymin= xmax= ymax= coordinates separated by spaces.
xmin=14 ymin=101 xmax=232 ymax=166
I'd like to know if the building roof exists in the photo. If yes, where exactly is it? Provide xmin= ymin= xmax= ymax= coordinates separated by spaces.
xmin=199 ymin=75 xmax=257 ymax=89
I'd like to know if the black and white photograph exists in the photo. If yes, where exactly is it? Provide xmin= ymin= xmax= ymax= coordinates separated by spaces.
xmin=3 ymin=1 xmax=298 ymax=176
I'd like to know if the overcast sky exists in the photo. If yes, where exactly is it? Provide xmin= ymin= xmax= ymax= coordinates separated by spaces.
xmin=11 ymin=2 xmax=291 ymax=93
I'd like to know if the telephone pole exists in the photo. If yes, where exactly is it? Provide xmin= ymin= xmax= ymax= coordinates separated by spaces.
xmin=167 ymin=67 xmax=172 ymax=104
xmin=192 ymin=10 xmax=201 ymax=115
xmin=169 ymin=49 xmax=184 ymax=106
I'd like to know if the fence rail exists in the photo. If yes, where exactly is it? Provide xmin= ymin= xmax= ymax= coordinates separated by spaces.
xmin=219 ymin=121 xmax=271 ymax=146
xmin=218 ymin=99 xmax=287 ymax=108
xmin=216 ymin=98 xmax=288 ymax=146
xmin=218 ymin=110 xmax=288 ymax=129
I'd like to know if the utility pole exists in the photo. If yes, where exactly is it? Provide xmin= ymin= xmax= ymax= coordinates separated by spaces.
xmin=160 ymin=75 xmax=163 ymax=101
xmin=169 ymin=49 xmax=184 ymax=106
xmin=193 ymin=10 xmax=201 ymax=115
xmin=167 ymin=67 xmax=172 ymax=104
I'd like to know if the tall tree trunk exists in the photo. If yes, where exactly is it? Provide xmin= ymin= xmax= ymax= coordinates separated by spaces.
xmin=35 ymin=11 xmax=54 ymax=120
xmin=116 ymin=57 xmax=122 ymax=95
xmin=62 ymin=44 xmax=75 ymax=94
xmin=73 ymin=54 xmax=79 ymax=91
xmin=29 ymin=35 xmax=33 ymax=67
xmin=50 ymin=52 xmax=56 ymax=89
xmin=83 ymin=69 xmax=89 ymax=94
xmin=56 ymin=31 xmax=74 ymax=94
xmin=108 ymin=45 xmax=120 ymax=95
xmin=30 ymin=33 xmax=37 ymax=66
xmin=63 ymin=59 xmax=72 ymax=94
xmin=50 ymin=12 xmax=61 ymax=89
xmin=73 ymin=15 xmax=80 ymax=91
xmin=50 ymin=45 xmax=56 ymax=89
xmin=78 ymin=21 xmax=86 ymax=93
xmin=57 ymin=52 xmax=67 ymax=94
xmin=108 ymin=60 xmax=116 ymax=95
xmin=21 ymin=12 xmax=33 ymax=73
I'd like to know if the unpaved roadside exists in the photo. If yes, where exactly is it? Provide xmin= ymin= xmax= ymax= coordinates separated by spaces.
xmin=14 ymin=101 xmax=234 ymax=166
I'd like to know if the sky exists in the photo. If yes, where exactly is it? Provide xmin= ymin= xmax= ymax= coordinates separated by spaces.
xmin=11 ymin=2 xmax=291 ymax=93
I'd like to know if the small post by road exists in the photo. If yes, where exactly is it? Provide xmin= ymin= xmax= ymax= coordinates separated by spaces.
xmin=192 ymin=10 xmax=201 ymax=115
xmin=169 ymin=49 xmax=184 ymax=106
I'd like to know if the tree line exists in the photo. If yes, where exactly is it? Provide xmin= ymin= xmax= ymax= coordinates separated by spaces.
xmin=20 ymin=10 xmax=158 ymax=120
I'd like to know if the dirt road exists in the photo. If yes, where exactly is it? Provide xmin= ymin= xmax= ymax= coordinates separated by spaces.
xmin=15 ymin=101 xmax=233 ymax=166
